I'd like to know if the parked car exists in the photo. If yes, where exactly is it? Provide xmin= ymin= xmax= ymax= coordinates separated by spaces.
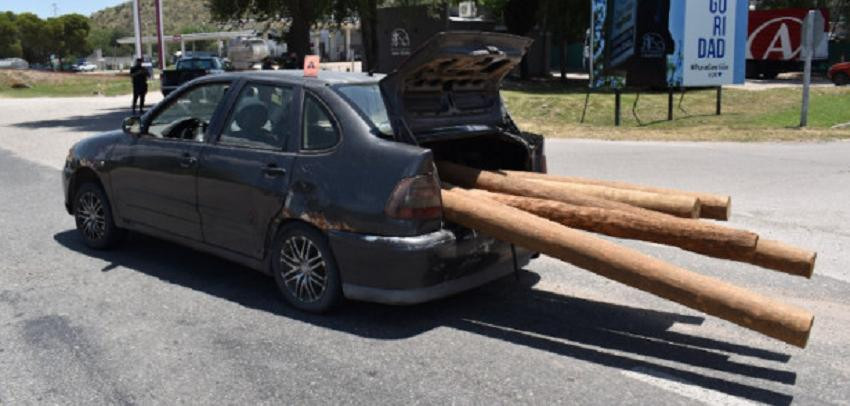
xmin=0 ymin=58 xmax=30 ymax=70
xmin=141 ymin=56 xmax=154 ymax=76
xmin=62 ymin=32 xmax=544 ymax=313
xmin=827 ymin=62 xmax=850 ymax=86
xmin=72 ymin=61 xmax=98 ymax=72
xmin=160 ymin=56 xmax=225 ymax=96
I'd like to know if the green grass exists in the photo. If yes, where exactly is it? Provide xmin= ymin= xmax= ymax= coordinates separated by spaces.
xmin=0 ymin=70 xmax=159 ymax=98
xmin=502 ymin=81 xmax=850 ymax=141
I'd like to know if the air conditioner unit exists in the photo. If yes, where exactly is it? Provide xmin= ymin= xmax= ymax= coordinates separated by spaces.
xmin=459 ymin=1 xmax=477 ymax=18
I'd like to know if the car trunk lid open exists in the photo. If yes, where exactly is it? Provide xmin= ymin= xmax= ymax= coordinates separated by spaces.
xmin=379 ymin=31 xmax=533 ymax=139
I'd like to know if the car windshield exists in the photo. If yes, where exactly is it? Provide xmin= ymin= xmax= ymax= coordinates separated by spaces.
xmin=334 ymin=84 xmax=392 ymax=136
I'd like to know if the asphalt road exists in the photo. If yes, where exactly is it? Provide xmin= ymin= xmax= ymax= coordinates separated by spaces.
xmin=1 ymin=96 xmax=849 ymax=405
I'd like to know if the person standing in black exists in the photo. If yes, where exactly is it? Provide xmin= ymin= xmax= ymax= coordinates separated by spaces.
xmin=130 ymin=58 xmax=150 ymax=114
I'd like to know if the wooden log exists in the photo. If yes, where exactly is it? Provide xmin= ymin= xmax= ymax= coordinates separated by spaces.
xmin=526 ymin=178 xmax=700 ymax=218
xmin=746 ymin=239 xmax=816 ymax=279
xmin=441 ymin=187 xmax=814 ymax=348
xmin=465 ymin=189 xmax=756 ymax=254
xmin=437 ymin=161 xmax=680 ymax=219
xmin=502 ymin=169 xmax=732 ymax=221
xmin=466 ymin=189 xmax=815 ymax=278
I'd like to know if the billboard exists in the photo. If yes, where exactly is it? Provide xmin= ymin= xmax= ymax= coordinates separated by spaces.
xmin=747 ymin=8 xmax=830 ymax=61
xmin=590 ymin=0 xmax=748 ymax=88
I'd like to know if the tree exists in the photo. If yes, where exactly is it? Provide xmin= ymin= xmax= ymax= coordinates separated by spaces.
xmin=481 ymin=0 xmax=590 ymax=79
xmin=331 ymin=0 xmax=382 ymax=70
xmin=88 ymin=26 xmax=133 ymax=58
xmin=57 ymin=14 xmax=92 ymax=60
xmin=16 ymin=13 xmax=51 ymax=64
xmin=0 ymin=12 xmax=23 ymax=58
xmin=332 ymin=0 xmax=457 ymax=71
xmin=208 ymin=0 xmax=335 ymax=66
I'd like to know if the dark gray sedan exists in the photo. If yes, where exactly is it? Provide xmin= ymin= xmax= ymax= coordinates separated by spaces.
xmin=62 ymin=32 xmax=545 ymax=312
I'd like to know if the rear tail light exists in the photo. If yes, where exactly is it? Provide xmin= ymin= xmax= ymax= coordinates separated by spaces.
xmin=385 ymin=172 xmax=443 ymax=220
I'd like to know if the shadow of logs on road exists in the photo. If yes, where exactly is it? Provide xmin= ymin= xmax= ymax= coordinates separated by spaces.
xmin=12 ymin=107 xmax=138 ymax=133
xmin=54 ymin=229 xmax=796 ymax=405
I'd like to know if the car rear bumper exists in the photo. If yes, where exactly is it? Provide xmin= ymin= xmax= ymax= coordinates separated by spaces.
xmin=328 ymin=228 xmax=532 ymax=305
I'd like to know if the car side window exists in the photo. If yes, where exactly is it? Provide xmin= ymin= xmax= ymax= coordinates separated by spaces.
xmin=302 ymin=94 xmax=340 ymax=150
xmin=147 ymin=83 xmax=229 ymax=141
xmin=218 ymin=83 xmax=294 ymax=150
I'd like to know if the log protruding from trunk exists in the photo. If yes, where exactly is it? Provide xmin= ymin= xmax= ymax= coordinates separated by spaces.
xmin=746 ymin=239 xmax=816 ymax=278
xmin=437 ymin=161 xmax=678 ymax=219
xmin=441 ymin=187 xmax=813 ymax=348
xmin=502 ymin=169 xmax=732 ymax=221
xmin=467 ymin=189 xmax=815 ymax=278
xmin=466 ymin=189 xmax=755 ymax=254
xmin=525 ymin=178 xmax=700 ymax=218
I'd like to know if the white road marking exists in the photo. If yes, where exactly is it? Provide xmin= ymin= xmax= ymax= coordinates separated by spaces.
xmin=621 ymin=367 xmax=760 ymax=406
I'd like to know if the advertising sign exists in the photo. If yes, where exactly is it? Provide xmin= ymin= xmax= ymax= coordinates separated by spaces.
xmin=610 ymin=0 xmax=637 ymax=67
xmin=747 ymin=8 xmax=830 ymax=61
xmin=676 ymin=0 xmax=748 ymax=86
xmin=590 ymin=0 xmax=748 ymax=88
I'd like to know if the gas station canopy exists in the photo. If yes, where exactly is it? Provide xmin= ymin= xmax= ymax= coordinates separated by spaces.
xmin=117 ymin=30 xmax=256 ymax=45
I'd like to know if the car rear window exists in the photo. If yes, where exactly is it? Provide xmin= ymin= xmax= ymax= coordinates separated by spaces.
xmin=178 ymin=59 xmax=221 ymax=71
xmin=334 ymin=84 xmax=392 ymax=136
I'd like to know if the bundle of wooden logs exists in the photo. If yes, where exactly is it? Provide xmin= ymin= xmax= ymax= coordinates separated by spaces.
xmin=436 ymin=161 xmax=816 ymax=348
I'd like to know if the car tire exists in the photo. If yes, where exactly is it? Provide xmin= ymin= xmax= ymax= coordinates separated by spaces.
xmin=73 ymin=182 xmax=125 ymax=249
xmin=271 ymin=223 xmax=342 ymax=313
xmin=834 ymin=73 xmax=849 ymax=86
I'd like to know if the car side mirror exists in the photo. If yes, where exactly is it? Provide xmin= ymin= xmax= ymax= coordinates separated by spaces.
xmin=122 ymin=116 xmax=142 ymax=136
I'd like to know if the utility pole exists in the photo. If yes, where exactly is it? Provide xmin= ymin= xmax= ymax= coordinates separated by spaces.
xmin=154 ymin=0 xmax=166 ymax=70
xmin=800 ymin=10 xmax=815 ymax=128
xmin=132 ymin=0 xmax=143 ymax=59
xmin=51 ymin=3 xmax=58 ymax=16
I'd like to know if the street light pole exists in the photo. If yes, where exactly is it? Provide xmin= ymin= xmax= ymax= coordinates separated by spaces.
xmin=155 ymin=0 xmax=166 ymax=69
xmin=132 ymin=0 xmax=142 ymax=59
xmin=800 ymin=10 xmax=816 ymax=128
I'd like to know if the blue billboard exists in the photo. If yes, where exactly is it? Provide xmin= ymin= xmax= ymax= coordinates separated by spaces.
xmin=590 ymin=0 xmax=748 ymax=88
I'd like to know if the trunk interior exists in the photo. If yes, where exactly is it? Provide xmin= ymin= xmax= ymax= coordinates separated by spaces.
xmin=423 ymin=131 xmax=538 ymax=269
xmin=423 ymin=132 xmax=533 ymax=173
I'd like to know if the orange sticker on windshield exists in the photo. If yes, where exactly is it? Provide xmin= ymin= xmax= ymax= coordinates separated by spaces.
xmin=304 ymin=55 xmax=320 ymax=77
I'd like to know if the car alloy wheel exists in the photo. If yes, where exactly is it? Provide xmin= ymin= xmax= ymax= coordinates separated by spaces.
xmin=76 ymin=191 xmax=107 ymax=241
xmin=279 ymin=235 xmax=328 ymax=303
xmin=73 ymin=182 xmax=125 ymax=249
xmin=271 ymin=224 xmax=342 ymax=313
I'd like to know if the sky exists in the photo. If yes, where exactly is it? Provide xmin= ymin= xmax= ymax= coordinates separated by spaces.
xmin=1 ymin=0 xmax=126 ymax=18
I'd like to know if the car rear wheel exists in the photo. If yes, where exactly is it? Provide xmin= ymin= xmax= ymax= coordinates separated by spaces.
xmin=73 ymin=182 xmax=125 ymax=249
xmin=834 ymin=73 xmax=849 ymax=86
xmin=271 ymin=224 xmax=342 ymax=313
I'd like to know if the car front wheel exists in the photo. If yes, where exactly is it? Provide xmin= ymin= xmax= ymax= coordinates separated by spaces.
xmin=271 ymin=224 xmax=342 ymax=313
xmin=73 ymin=182 xmax=125 ymax=249
xmin=834 ymin=73 xmax=849 ymax=86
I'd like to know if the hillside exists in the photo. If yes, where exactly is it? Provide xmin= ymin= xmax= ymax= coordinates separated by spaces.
xmin=89 ymin=0 xmax=223 ymax=36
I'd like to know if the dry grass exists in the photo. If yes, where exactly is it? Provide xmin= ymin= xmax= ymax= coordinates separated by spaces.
xmin=0 ymin=70 xmax=157 ymax=97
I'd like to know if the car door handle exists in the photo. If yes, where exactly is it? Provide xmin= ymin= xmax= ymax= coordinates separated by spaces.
xmin=179 ymin=154 xmax=197 ymax=168
xmin=262 ymin=164 xmax=286 ymax=177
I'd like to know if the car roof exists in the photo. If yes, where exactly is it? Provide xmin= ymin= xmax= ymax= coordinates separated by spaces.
xmin=201 ymin=69 xmax=384 ymax=86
